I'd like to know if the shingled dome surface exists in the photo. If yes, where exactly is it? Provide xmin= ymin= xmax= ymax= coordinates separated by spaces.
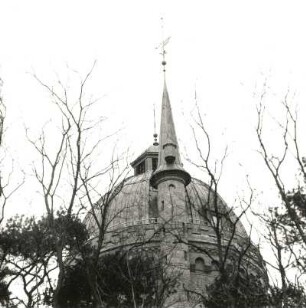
xmin=88 ymin=171 xmax=247 ymax=238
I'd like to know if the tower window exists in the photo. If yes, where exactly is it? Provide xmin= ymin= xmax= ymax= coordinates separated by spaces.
xmin=195 ymin=257 xmax=205 ymax=272
xmin=152 ymin=158 xmax=158 ymax=171
xmin=136 ymin=161 xmax=145 ymax=175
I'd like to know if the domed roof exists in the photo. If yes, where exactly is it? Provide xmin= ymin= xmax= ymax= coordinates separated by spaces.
xmin=145 ymin=144 xmax=159 ymax=153
xmin=97 ymin=171 xmax=247 ymax=237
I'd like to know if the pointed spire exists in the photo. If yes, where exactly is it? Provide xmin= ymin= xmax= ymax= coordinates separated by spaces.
xmin=151 ymin=23 xmax=190 ymax=188
xmin=158 ymin=79 xmax=182 ymax=166
xmin=150 ymin=76 xmax=191 ymax=188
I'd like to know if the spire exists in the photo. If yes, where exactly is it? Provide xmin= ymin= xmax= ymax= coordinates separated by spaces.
xmin=158 ymin=79 xmax=182 ymax=165
xmin=150 ymin=67 xmax=191 ymax=188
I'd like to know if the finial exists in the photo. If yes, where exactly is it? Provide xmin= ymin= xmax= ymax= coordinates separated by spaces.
xmin=156 ymin=17 xmax=171 ymax=73
xmin=153 ymin=103 xmax=158 ymax=146
xmin=153 ymin=133 xmax=158 ymax=146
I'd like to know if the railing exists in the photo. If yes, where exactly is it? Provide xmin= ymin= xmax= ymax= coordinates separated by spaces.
xmin=106 ymin=217 xmax=210 ymax=231
xmin=107 ymin=218 xmax=158 ymax=230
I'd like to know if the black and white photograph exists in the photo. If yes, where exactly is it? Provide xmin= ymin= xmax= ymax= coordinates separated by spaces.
xmin=0 ymin=1 xmax=306 ymax=307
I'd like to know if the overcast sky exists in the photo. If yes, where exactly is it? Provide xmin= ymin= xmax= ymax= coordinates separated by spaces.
xmin=1 ymin=0 xmax=306 ymax=223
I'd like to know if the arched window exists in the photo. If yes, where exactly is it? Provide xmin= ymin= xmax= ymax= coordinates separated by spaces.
xmin=136 ymin=161 xmax=145 ymax=175
xmin=184 ymin=251 xmax=187 ymax=261
xmin=169 ymin=184 xmax=175 ymax=217
xmin=161 ymin=200 xmax=164 ymax=211
xmin=152 ymin=158 xmax=158 ymax=171
xmin=195 ymin=257 xmax=205 ymax=272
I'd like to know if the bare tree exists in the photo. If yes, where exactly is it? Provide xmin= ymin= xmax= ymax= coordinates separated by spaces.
xmin=0 ymin=77 xmax=4 ymax=149
xmin=75 ymin=162 xmax=131 ymax=307
xmin=0 ymin=78 xmax=25 ymax=307
xmin=0 ymin=77 xmax=25 ymax=225
xmin=256 ymin=90 xmax=306 ymax=246
xmin=254 ymin=206 xmax=303 ymax=307
xmin=0 ymin=77 xmax=6 ymax=222
xmin=21 ymin=63 xmax=129 ymax=307
xmin=180 ymin=101 xmax=269 ymax=307
xmin=255 ymin=87 xmax=306 ymax=307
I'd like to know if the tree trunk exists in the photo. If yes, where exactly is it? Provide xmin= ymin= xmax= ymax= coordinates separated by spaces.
xmin=53 ymin=244 xmax=65 ymax=308
xmin=86 ymin=268 xmax=104 ymax=308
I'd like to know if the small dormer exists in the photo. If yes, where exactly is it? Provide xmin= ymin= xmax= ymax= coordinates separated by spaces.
xmin=131 ymin=144 xmax=159 ymax=175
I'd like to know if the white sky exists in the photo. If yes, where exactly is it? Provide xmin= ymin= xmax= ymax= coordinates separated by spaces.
xmin=1 ymin=1 xmax=306 ymax=226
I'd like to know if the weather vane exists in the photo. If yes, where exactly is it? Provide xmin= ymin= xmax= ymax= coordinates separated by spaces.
xmin=156 ymin=17 xmax=171 ymax=72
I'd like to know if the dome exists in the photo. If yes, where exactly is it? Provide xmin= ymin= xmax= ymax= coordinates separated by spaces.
xmin=86 ymin=170 xmax=247 ymax=240
xmin=83 ymin=70 xmax=268 ymax=308
xmin=84 ymin=168 xmax=266 ymax=307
